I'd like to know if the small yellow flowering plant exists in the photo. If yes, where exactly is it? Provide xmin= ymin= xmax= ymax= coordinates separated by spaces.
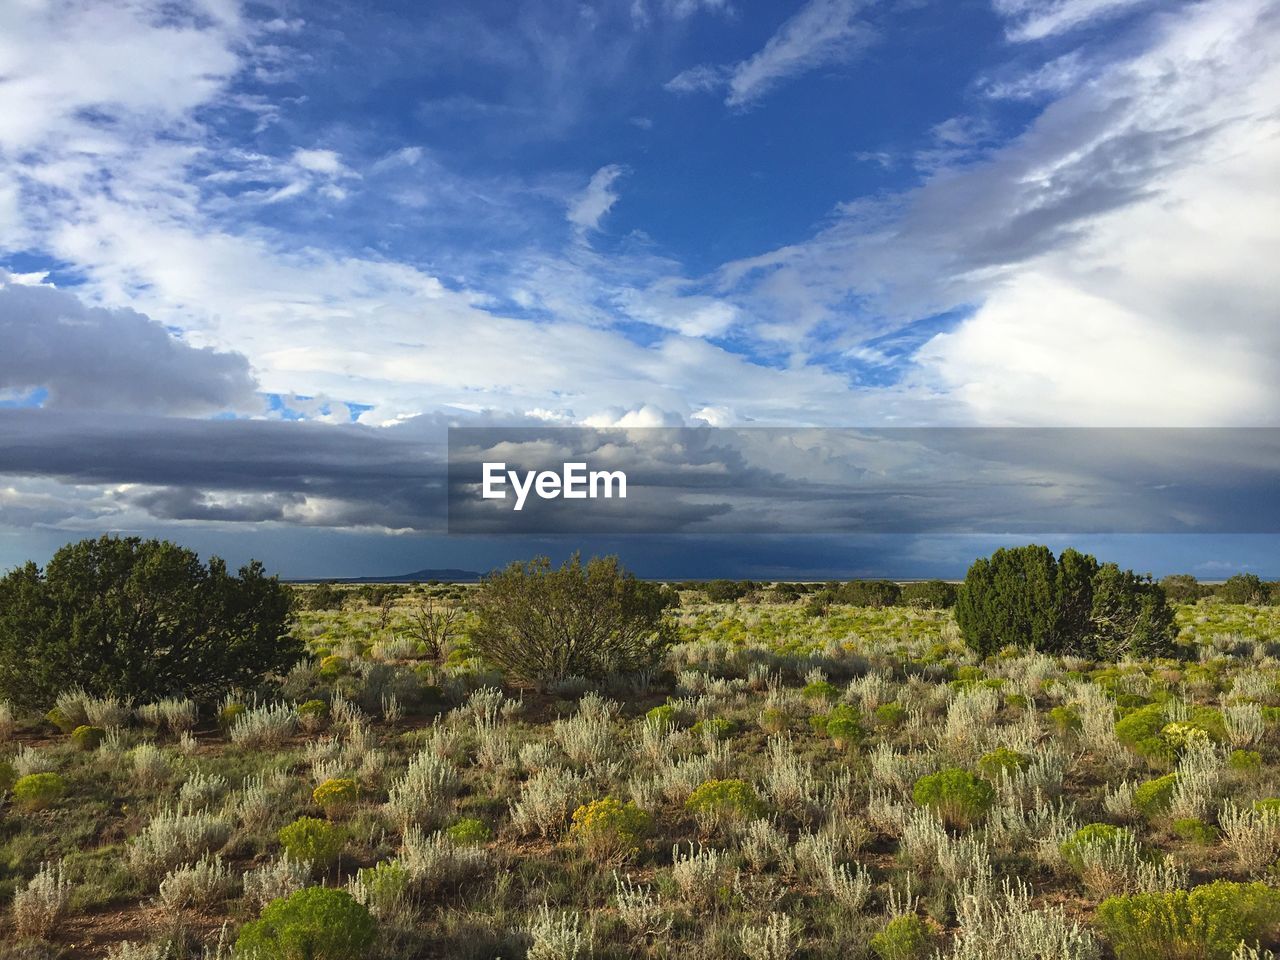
xmin=570 ymin=796 xmax=651 ymax=863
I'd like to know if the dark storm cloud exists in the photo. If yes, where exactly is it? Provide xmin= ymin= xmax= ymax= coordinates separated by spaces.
xmin=1 ymin=414 xmax=1279 ymax=536
xmin=0 ymin=409 xmax=447 ymax=530
xmin=0 ymin=278 xmax=258 ymax=414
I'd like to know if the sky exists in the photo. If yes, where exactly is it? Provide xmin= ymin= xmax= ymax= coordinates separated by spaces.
xmin=0 ymin=0 xmax=1278 ymax=578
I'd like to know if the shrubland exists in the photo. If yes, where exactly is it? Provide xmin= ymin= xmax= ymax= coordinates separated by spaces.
xmin=0 ymin=540 xmax=1276 ymax=959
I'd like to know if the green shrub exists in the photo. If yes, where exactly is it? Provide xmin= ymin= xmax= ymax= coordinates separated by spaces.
xmin=1115 ymin=703 xmax=1177 ymax=765
xmin=1059 ymin=823 xmax=1137 ymax=872
xmin=235 ymin=886 xmax=375 ymax=960
xmin=219 ymin=702 xmax=247 ymax=730
xmin=1133 ymin=774 xmax=1178 ymax=818
xmin=645 ymin=704 xmax=678 ymax=729
xmin=71 ymin=724 xmax=106 ymax=751
xmin=312 ymin=778 xmax=359 ymax=816
xmin=0 ymin=759 xmax=15 ymax=791
xmin=686 ymin=779 xmax=766 ymax=831
xmin=758 ymin=707 xmax=789 ymax=734
xmin=319 ymin=655 xmax=348 ymax=679
xmin=279 ymin=817 xmax=344 ymax=868
xmin=912 ymin=769 xmax=994 ymax=829
xmin=1049 ymin=705 xmax=1083 ymax=734
xmin=869 ymin=914 xmax=933 ymax=960
xmin=899 ymin=580 xmax=957 ymax=609
xmin=1253 ymin=798 xmax=1280 ymax=816
xmin=690 ymin=717 xmax=734 ymax=740
xmin=801 ymin=680 xmax=839 ymax=702
xmin=445 ymin=818 xmax=492 ymax=845
xmin=45 ymin=707 xmax=77 ymax=734
xmin=977 ymin=747 xmax=1030 ymax=781
xmin=469 ymin=555 xmax=676 ymax=685
xmin=13 ymin=772 xmax=66 ymax=811
xmin=875 ymin=703 xmax=906 ymax=728
xmin=0 ymin=536 xmax=298 ymax=706
xmin=1228 ymin=750 xmax=1262 ymax=773
xmin=1096 ymin=880 xmax=1280 ymax=960
xmin=1172 ymin=818 xmax=1219 ymax=845
xmin=570 ymin=796 xmax=652 ymax=862
xmin=811 ymin=704 xmax=865 ymax=747
xmin=298 ymin=699 xmax=329 ymax=723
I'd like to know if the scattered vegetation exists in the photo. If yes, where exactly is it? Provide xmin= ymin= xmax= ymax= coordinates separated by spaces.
xmin=0 ymin=541 xmax=1278 ymax=959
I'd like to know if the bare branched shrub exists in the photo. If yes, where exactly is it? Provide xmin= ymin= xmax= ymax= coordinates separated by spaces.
xmin=130 ymin=743 xmax=172 ymax=788
xmin=1225 ymin=703 xmax=1266 ymax=747
xmin=14 ymin=744 xmax=54 ymax=777
xmin=946 ymin=876 xmax=1099 ymax=960
xmin=740 ymin=818 xmax=790 ymax=873
xmin=405 ymin=594 xmax=462 ymax=662
xmin=178 ymin=771 xmax=228 ymax=809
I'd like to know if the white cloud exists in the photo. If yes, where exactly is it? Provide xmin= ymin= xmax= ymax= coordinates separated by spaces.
xmin=726 ymin=0 xmax=874 ymax=107
xmin=665 ymin=64 xmax=727 ymax=94
xmin=566 ymin=164 xmax=626 ymax=231
xmin=0 ymin=0 xmax=244 ymax=152
xmin=719 ymin=0 xmax=1280 ymax=426
xmin=667 ymin=0 xmax=874 ymax=108
xmin=291 ymin=148 xmax=352 ymax=177
xmin=992 ymin=0 xmax=1154 ymax=42
xmin=984 ymin=51 xmax=1087 ymax=100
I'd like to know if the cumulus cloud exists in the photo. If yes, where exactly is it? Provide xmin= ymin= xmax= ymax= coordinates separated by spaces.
xmin=666 ymin=0 xmax=875 ymax=107
xmin=0 ymin=275 xmax=258 ymax=414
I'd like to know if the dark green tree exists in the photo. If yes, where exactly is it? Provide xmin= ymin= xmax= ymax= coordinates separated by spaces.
xmin=1220 ymin=573 xmax=1266 ymax=604
xmin=1159 ymin=574 xmax=1210 ymax=603
xmin=471 ymin=554 xmax=676 ymax=686
xmin=955 ymin=545 xmax=1175 ymax=660
xmin=0 ymin=536 xmax=299 ymax=707
xmin=1090 ymin=563 xmax=1177 ymax=659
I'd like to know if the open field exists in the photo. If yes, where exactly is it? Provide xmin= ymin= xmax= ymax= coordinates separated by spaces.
xmin=3 ymin=586 xmax=1280 ymax=959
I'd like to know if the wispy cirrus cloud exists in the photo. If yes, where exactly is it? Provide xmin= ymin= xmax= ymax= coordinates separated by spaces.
xmin=992 ymin=0 xmax=1158 ymax=41
xmin=665 ymin=0 xmax=876 ymax=108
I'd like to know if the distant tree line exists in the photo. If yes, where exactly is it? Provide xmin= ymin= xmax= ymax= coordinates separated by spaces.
xmin=688 ymin=578 xmax=958 ymax=610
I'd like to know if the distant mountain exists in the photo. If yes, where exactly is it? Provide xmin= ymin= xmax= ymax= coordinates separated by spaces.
xmin=290 ymin=568 xmax=482 ymax=584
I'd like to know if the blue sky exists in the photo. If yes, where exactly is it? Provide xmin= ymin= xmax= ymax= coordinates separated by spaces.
xmin=0 ymin=0 xmax=1278 ymax=577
